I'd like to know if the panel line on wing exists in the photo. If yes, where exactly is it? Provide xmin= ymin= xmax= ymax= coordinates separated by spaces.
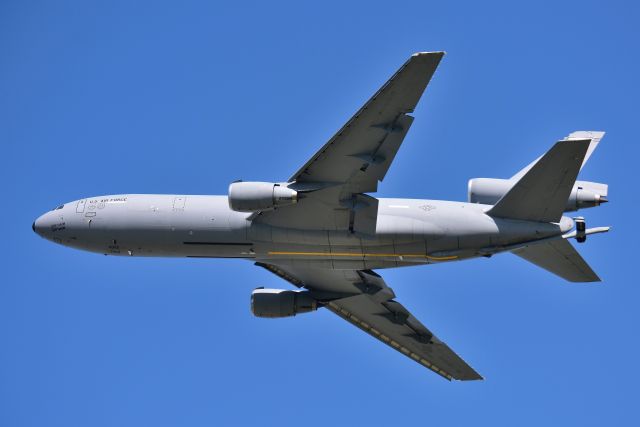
xmin=327 ymin=301 xmax=454 ymax=380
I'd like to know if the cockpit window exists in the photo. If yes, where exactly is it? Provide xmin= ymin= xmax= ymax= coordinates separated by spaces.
xmin=54 ymin=205 xmax=64 ymax=210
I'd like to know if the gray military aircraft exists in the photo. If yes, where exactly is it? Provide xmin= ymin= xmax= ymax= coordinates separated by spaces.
xmin=33 ymin=52 xmax=610 ymax=381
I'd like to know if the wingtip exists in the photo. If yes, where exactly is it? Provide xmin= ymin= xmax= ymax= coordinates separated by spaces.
xmin=459 ymin=372 xmax=484 ymax=381
xmin=453 ymin=375 xmax=484 ymax=381
xmin=412 ymin=51 xmax=446 ymax=57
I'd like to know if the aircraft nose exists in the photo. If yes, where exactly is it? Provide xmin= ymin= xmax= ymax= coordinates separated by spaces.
xmin=33 ymin=214 xmax=47 ymax=237
xmin=33 ymin=212 xmax=57 ymax=237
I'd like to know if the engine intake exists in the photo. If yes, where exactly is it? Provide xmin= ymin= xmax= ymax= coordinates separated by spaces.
xmin=228 ymin=182 xmax=298 ymax=212
xmin=251 ymin=288 xmax=317 ymax=318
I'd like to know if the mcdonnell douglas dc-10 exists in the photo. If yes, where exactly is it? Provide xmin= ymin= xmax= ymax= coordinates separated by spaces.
xmin=33 ymin=52 xmax=610 ymax=380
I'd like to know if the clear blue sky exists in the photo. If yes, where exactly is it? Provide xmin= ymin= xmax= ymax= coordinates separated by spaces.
xmin=1 ymin=1 xmax=637 ymax=426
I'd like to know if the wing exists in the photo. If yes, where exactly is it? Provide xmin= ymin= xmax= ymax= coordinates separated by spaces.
xmin=290 ymin=51 xmax=444 ymax=190
xmin=255 ymin=52 xmax=444 ymax=233
xmin=256 ymin=262 xmax=482 ymax=381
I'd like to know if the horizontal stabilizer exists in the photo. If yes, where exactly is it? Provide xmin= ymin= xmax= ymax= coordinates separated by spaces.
xmin=487 ymin=139 xmax=590 ymax=222
xmin=512 ymin=239 xmax=600 ymax=282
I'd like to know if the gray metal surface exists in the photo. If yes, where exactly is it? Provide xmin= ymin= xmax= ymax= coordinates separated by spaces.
xmin=470 ymin=131 xmax=608 ymax=212
xmin=511 ymin=131 xmax=606 ymax=181
xmin=257 ymin=264 xmax=482 ymax=380
xmin=487 ymin=139 xmax=590 ymax=222
xmin=255 ymin=52 xmax=443 ymax=232
xmin=512 ymin=239 xmax=600 ymax=282
xmin=32 ymin=52 xmax=610 ymax=381
xmin=290 ymin=52 xmax=443 ymax=187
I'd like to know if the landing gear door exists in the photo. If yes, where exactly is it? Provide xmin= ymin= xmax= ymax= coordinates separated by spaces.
xmin=76 ymin=199 xmax=86 ymax=213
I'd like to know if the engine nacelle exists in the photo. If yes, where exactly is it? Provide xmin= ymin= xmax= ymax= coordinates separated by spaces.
xmin=228 ymin=181 xmax=298 ymax=212
xmin=565 ymin=182 xmax=609 ymax=211
xmin=467 ymin=178 xmax=512 ymax=205
xmin=250 ymin=288 xmax=317 ymax=318
xmin=468 ymin=178 xmax=608 ymax=212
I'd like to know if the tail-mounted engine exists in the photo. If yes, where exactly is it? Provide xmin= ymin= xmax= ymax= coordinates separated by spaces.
xmin=468 ymin=178 xmax=608 ymax=212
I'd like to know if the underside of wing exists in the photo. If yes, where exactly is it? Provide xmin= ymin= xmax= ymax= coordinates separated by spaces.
xmin=256 ymin=262 xmax=482 ymax=381
xmin=326 ymin=296 xmax=481 ymax=381
xmin=254 ymin=52 xmax=444 ymax=232
xmin=290 ymin=52 xmax=444 ymax=190
xmin=512 ymin=239 xmax=600 ymax=282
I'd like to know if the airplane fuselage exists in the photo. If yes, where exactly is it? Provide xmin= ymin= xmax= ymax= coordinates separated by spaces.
xmin=33 ymin=194 xmax=574 ymax=269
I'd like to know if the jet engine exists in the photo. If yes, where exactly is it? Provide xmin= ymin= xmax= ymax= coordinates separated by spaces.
xmin=228 ymin=181 xmax=298 ymax=212
xmin=250 ymin=288 xmax=318 ymax=318
xmin=565 ymin=182 xmax=609 ymax=211
xmin=468 ymin=178 xmax=608 ymax=212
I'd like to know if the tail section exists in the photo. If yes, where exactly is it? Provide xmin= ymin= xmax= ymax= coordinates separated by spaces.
xmin=487 ymin=131 xmax=610 ymax=282
xmin=468 ymin=131 xmax=608 ymax=213
xmin=510 ymin=131 xmax=605 ymax=181
xmin=512 ymin=239 xmax=600 ymax=282
xmin=486 ymin=138 xmax=590 ymax=222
